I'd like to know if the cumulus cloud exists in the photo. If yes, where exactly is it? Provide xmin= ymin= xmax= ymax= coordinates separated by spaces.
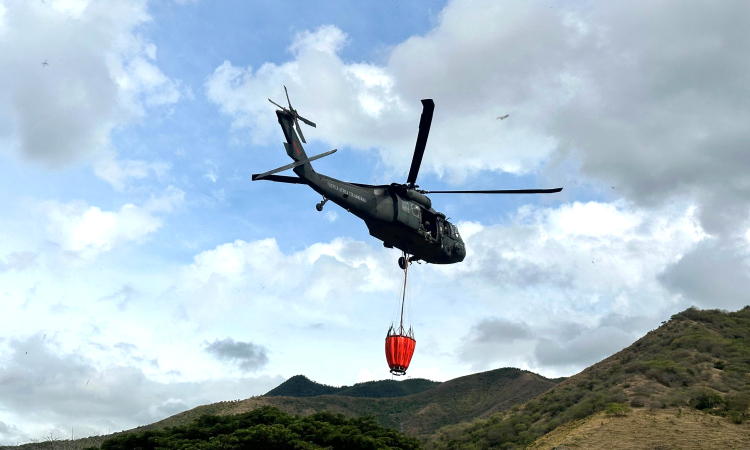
xmin=451 ymin=200 xmax=705 ymax=371
xmin=205 ymin=9 xmax=572 ymax=182
xmin=204 ymin=338 xmax=269 ymax=372
xmin=0 ymin=335 xmax=282 ymax=444
xmin=452 ymin=201 xmax=704 ymax=304
xmin=176 ymin=236 xmax=398 ymax=322
xmin=206 ymin=0 xmax=750 ymax=308
xmin=42 ymin=186 xmax=184 ymax=260
xmin=0 ymin=0 xmax=182 ymax=188
xmin=660 ymin=239 xmax=750 ymax=310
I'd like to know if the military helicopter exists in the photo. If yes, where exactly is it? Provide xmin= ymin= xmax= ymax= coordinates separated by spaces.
xmin=254 ymin=87 xmax=562 ymax=268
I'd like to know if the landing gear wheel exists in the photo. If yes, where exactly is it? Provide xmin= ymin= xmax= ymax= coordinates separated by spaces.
xmin=398 ymin=256 xmax=406 ymax=270
xmin=316 ymin=202 xmax=324 ymax=212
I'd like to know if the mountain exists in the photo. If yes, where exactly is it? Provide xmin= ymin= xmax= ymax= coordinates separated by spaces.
xmin=138 ymin=367 xmax=561 ymax=436
xmin=264 ymin=375 xmax=341 ymax=397
xmin=422 ymin=306 xmax=750 ymax=449
xmin=264 ymin=375 xmax=441 ymax=398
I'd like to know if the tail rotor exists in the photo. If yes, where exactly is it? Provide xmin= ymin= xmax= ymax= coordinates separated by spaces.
xmin=268 ymin=86 xmax=317 ymax=143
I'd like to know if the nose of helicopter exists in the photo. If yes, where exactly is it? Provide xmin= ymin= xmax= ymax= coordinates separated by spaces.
xmin=454 ymin=244 xmax=466 ymax=262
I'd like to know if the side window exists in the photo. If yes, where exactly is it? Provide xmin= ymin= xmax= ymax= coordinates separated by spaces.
xmin=452 ymin=225 xmax=460 ymax=239
xmin=401 ymin=200 xmax=410 ymax=212
xmin=411 ymin=204 xmax=420 ymax=218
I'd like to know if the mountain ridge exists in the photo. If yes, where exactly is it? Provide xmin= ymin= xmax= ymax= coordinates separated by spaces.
xmin=264 ymin=375 xmax=441 ymax=398
xmin=135 ymin=367 xmax=561 ymax=436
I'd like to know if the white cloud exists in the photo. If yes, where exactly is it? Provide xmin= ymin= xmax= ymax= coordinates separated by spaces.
xmin=205 ymin=13 xmax=567 ymax=183
xmin=205 ymin=1 xmax=750 ymax=309
xmin=169 ymin=199 xmax=706 ymax=378
xmin=356 ymin=368 xmax=376 ymax=383
xmin=203 ymin=159 xmax=219 ymax=183
xmin=0 ymin=335 xmax=281 ymax=445
xmin=0 ymin=0 xmax=182 ymax=188
xmin=448 ymin=201 xmax=705 ymax=373
xmin=93 ymin=151 xmax=171 ymax=192
xmin=42 ymin=186 xmax=184 ymax=260
xmin=176 ymin=237 xmax=398 ymax=323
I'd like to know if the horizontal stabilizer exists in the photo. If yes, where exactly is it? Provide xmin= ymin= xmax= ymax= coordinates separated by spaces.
xmin=252 ymin=149 xmax=337 ymax=180
xmin=251 ymin=174 xmax=308 ymax=184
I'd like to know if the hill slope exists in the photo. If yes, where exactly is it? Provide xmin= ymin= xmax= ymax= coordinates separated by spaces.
xmin=526 ymin=408 xmax=750 ymax=450
xmin=264 ymin=375 xmax=440 ymax=398
xmin=144 ymin=367 xmax=561 ymax=436
xmin=423 ymin=306 xmax=750 ymax=449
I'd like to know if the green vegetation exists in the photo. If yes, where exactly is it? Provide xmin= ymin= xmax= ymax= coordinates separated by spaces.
xmin=604 ymin=402 xmax=631 ymax=416
xmin=423 ymin=306 xmax=750 ymax=449
xmin=264 ymin=375 xmax=441 ymax=399
xmin=336 ymin=379 xmax=441 ymax=398
xmin=258 ymin=368 xmax=560 ymax=435
xmin=145 ymin=367 xmax=559 ymax=438
xmin=91 ymin=406 xmax=418 ymax=450
xmin=264 ymin=375 xmax=341 ymax=397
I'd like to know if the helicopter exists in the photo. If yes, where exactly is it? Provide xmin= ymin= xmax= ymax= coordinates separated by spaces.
xmin=254 ymin=87 xmax=562 ymax=268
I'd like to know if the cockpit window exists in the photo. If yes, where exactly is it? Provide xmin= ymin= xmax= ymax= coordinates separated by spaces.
xmin=442 ymin=222 xmax=451 ymax=237
xmin=452 ymin=224 xmax=460 ymax=239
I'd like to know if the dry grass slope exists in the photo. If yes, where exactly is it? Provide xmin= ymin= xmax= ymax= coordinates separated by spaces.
xmin=422 ymin=307 xmax=750 ymax=449
xmin=528 ymin=407 xmax=750 ymax=450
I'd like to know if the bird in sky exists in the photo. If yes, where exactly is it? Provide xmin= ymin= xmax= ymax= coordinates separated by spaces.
xmin=41 ymin=60 xmax=48 ymax=67
xmin=497 ymin=114 xmax=509 ymax=120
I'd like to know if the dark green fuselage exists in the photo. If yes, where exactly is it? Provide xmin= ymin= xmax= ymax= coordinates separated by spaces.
xmin=277 ymin=110 xmax=466 ymax=265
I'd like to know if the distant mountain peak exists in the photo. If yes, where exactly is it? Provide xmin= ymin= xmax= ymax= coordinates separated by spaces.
xmin=264 ymin=375 xmax=441 ymax=399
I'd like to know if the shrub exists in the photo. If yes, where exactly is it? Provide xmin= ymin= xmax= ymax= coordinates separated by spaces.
xmin=728 ymin=410 xmax=745 ymax=424
xmin=689 ymin=390 xmax=725 ymax=410
xmin=604 ymin=403 xmax=631 ymax=417
xmin=714 ymin=360 xmax=726 ymax=370
xmin=630 ymin=397 xmax=645 ymax=408
xmin=726 ymin=392 xmax=750 ymax=413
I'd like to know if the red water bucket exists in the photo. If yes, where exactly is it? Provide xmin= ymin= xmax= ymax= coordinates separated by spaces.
xmin=385 ymin=331 xmax=416 ymax=376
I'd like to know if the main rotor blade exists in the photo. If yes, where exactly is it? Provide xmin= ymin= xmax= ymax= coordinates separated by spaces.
xmin=294 ymin=117 xmax=307 ymax=143
xmin=423 ymin=188 xmax=563 ymax=194
xmin=406 ymin=99 xmax=435 ymax=186
xmin=284 ymin=85 xmax=293 ymax=110
xmin=297 ymin=115 xmax=317 ymax=128
xmin=269 ymin=99 xmax=287 ymax=111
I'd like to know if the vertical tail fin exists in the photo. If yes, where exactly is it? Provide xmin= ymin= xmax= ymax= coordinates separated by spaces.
xmin=276 ymin=110 xmax=314 ymax=178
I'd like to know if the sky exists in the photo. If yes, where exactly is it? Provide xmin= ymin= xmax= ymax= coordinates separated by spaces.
xmin=1 ymin=0 xmax=750 ymax=444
